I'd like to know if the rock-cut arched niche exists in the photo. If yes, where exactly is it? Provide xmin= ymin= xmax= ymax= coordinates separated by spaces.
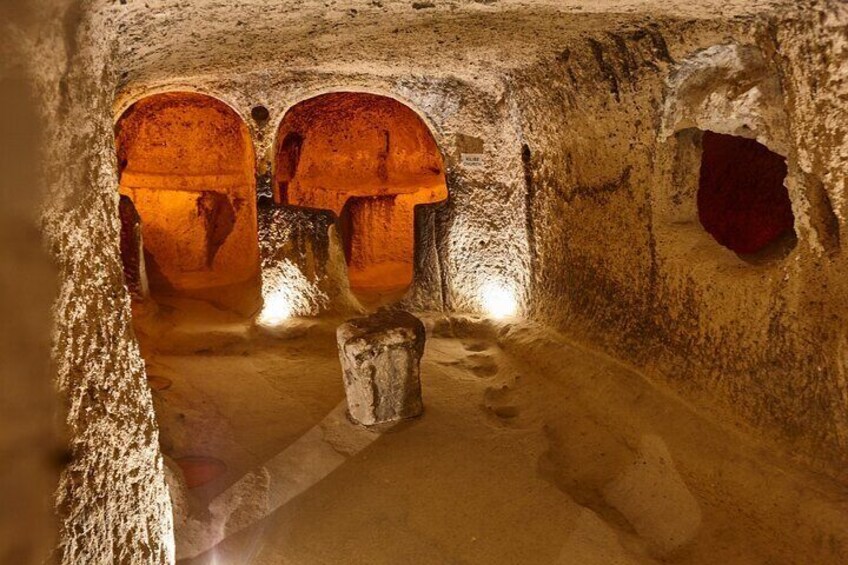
xmin=115 ymin=92 xmax=261 ymax=309
xmin=273 ymin=92 xmax=448 ymax=303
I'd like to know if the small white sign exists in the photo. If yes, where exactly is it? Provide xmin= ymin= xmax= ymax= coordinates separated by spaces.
xmin=460 ymin=153 xmax=486 ymax=169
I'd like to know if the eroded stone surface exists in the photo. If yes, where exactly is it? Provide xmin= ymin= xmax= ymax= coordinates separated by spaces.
xmin=337 ymin=310 xmax=425 ymax=425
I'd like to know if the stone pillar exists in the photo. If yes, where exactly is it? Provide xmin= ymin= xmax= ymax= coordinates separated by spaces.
xmin=336 ymin=310 xmax=425 ymax=425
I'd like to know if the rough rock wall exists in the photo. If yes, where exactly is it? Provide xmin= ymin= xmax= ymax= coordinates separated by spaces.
xmin=513 ymin=21 xmax=673 ymax=339
xmin=40 ymin=2 xmax=173 ymax=563
xmin=770 ymin=0 xmax=848 ymax=475
xmin=518 ymin=6 xmax=848 ymax=480
xmin=257 ymin=204 xmax=343 ymax=318
xmin=108 ymin=0 xmax=795 ymax=327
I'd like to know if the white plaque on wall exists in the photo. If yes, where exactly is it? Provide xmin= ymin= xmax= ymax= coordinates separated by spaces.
xmin=460 ymin=153 xmax=486 ymax=169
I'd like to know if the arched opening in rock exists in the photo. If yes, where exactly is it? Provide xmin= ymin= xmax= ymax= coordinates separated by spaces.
xmin=697 ymin=131 xmax=796 ymax=258
xmin=273 ymin=92 xmax=447 ymax=304
xmin=115 ymin=92 xmax=260 ymax=309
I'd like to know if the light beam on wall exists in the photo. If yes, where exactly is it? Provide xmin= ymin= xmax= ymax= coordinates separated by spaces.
xmin=480 ymin=280 xmax=518 ymax=320
xmin=163 ymin=502 xmax=176 ymax=565
xmin=257 ymin=259 xmax=328 ymax=326
xmin=258 ymin=289 xmax=294 ymax=325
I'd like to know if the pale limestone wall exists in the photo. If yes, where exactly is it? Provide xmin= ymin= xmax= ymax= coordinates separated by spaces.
xmin=38 ymin=1 xmax=173 ymax=563
xmin=108 ymin=1 xmax=804 ymax=322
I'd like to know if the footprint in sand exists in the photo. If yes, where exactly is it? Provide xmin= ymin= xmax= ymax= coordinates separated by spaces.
xmin=482 ymin=384 xmax=521 ymax=424
xmin=462 ymin=340 xmax=490 ymax=353
xmin=438 ymin=350 xmax=500 ymax=378
xmin=465 ymin=353 xmax=499 ymax=377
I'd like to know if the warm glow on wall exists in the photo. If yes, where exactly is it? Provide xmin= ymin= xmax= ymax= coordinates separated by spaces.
xmin=115 ymin=92 xmax=260 ymax=295
xmin=258 ymin=289 xmax=294 ymax=326
xmin=274 ymin=92 xmax=447 ymax=299
xmin=257 ymin=259 xmax=328 ymax=326
xmin=480 ymin=281 xmax=519 ymax=319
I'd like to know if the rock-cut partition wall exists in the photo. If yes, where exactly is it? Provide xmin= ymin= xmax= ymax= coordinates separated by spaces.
xmin=252 ymin=82 xmax=530 ymax=318
xmin=273 ymin=92 xmax=448 ymax=303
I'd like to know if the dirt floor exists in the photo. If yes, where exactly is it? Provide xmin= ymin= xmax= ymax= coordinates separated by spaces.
xmin=132 ymin=299 xmax=848 ymax=565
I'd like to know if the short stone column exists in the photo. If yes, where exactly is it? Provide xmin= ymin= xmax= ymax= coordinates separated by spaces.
xmin=336 ymin=309 xmax=425 ymax=426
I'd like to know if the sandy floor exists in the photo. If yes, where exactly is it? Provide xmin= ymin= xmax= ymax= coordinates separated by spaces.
xmin=132 ymin=300 xmax=848 ymax=565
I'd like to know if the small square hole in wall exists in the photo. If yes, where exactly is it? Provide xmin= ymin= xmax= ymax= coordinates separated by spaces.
xmin=663 ymin=128 xmax=798 ymax=266
xmin=696 ymin=131 xmax=797 ymax=262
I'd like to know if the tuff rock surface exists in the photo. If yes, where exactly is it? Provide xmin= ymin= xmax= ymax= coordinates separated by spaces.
xmin=337 ymin=310 xmax=426 ymax=426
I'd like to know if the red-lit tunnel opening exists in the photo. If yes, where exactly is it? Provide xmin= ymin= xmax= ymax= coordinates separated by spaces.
xmin=273 ymin=92 xmax=448 ymax=303
xmin=697 ymin=131 xmax=796 ymax=257
xmin=114 ymin=92 xmax=261 ymax=306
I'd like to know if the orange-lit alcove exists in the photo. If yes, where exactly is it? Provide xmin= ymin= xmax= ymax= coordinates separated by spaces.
xmin=274 ymin=92 xmax=448 ymax=302
xmin=115 ymin=92 xmax=260 ymax=306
